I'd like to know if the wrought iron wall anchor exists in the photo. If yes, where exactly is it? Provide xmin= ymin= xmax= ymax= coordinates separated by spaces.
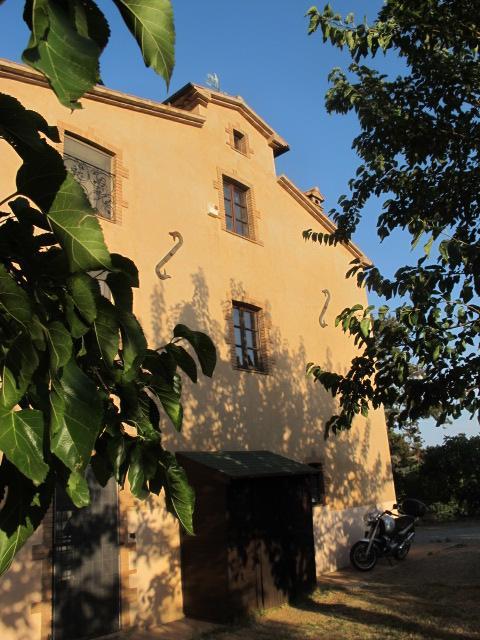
xmin=155 ymin=231 xmax=184 ymax=280
xmin=319 ymin=289 xmax=331 ymax=327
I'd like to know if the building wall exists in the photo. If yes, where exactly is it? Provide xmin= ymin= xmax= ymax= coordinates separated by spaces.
xmin=0 ymin=63 xmax=395 ymax=639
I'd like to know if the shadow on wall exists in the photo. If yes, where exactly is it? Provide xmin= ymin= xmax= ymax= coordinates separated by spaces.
xmin=139 ymin=269 xmax=394 ymax=624
xmin=0 ymin=268 xmax=393 ymax=637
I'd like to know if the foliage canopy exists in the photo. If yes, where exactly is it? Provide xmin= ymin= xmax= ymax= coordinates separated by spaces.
xmin=0 ymin=0 xmax=216 ymax=576
xmin=306 ymin=1 xmax=480 ymax=435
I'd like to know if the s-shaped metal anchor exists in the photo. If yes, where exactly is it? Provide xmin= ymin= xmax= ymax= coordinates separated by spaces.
xmin=155 ymin=231 xmax=184 ymax=280
xmin=319 ymin=289 xmax=331 ymax=327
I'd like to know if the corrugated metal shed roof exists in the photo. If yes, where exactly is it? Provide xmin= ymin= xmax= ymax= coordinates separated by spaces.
xmin=177 ymin=450 xmax=317 ymax=480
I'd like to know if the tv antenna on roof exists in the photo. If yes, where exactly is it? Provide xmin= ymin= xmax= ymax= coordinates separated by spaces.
xmin=206 ymin=72 xmax=220 ymax=91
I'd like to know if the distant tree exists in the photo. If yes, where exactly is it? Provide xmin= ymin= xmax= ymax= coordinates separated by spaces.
xmin=305 ymin=1 xmax=480 ymax=435
xmin=386 ymin=417 xmax=423 ymax=499
xmin=420 ymin=434 xmax=480 ymax=516
xmin=0 ymin=0 xmax=216 ymax=575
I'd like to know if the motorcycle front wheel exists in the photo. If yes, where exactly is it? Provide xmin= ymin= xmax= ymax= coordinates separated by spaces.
xmin=350 ymin=541 xmax=378 ymax=571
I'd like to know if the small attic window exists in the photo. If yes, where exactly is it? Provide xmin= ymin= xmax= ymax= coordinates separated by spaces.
xmin=233 ymin=130 xmax=247 ymax=154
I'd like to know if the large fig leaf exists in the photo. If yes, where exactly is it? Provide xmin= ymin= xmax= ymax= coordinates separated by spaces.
xmin=0 ymin=409 xmax=48 ymax=485
xmin=0 ymin=334 xmax=38 ymax=410
xmin=0 ymin=264 xmax=33 ymax=328
xmin=46 ymin=321 xmax=73 ymax=371
xmin=47 ymin=174 xmax=112 ymax=273
xmin=68 ymin=273 xmax=98 ymax=324
xmin=22 ymin=0 xmax=109 ymax=109
xmin=173 ymin=324 xmax=217 ymax=377
xmin=161 ymin=452 xmax=194 ymax=535
xmin=93 ymin=297 xmax=120 ymax=367
xmin=112 ymin=0 xmax=175 ymax=86
xmin=50 ymin=359 xmax=103 ymax=473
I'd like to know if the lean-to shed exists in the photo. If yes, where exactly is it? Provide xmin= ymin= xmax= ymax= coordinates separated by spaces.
xmin=177 ymin=451 xmax=318 ymax=622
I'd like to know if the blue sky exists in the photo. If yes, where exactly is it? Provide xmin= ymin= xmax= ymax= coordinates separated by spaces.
xmin=0 ymin=0 xmax=476 ymax=445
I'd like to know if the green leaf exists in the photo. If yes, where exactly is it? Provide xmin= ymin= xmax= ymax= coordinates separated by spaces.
xmin=9 ymin=198 xmax=51 ymax=231
xmin=66 ymin=470 xmax=90 ymax=508
xmin=22 ymin=0 xmax=109 ymax=109
xmin=65 ymin=294 xmax=90 ymax=338
xmin=161 ymin=453 xmax=195 ymax=535
xmin=0 ymin=408 xmax=48 ymax=485
xmin=0 ymin=264 xmax=33 ymax=328
xmin=165 ymin=343 xmax=197 ymax=383
xmin=0 ymin=92 xmax=60 ymax=153
xmin=111 ymin=253 xmax=139 ymax=287
xmin=46 ymin=321 xmax=73 ymax=371
xmin=173 ymin=324 xmax=216 ymax=377
xmin=424 ymin=236 xmax=433 ymax=257
xmin=112 ymin=0 xmax=175 ymax=87
xmin=50 ymin=359 xmax=103 ymax=473
xmin=47 ymin=174 xmax=112 ymax=273
xmin=68 ymin=273 xmax=98 ymax=324
xmin=93 ymin=297 xmax=120 ymax=367
xmin=151 ymin=375 xmax=182 ymax=431
xmin=107 ymin=434 xmax=129 ymax=485
xmin=106 ymin=271 xmax=133 ymax=311
xmin=360 ymin=317 xmax=370 ymax=338
xmin=0 ymin=460 xmax=53 ymax=576
xmin=128 ymin=445 xmax=148 ymax=500
xmin=118 ymin=310 xmax=147 ymax=377
xmin=0 ymin=334 xmax=38 ymax=410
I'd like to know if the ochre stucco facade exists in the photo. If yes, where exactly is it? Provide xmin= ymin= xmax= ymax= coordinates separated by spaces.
xmin=0 ymin=59 xmax=395 ymax=639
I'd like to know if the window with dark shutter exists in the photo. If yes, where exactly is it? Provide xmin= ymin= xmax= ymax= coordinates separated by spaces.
xmin=233 ymin=129 xmax=247 ymax=154
xmin=232 ymin=302 xmax=264 ymax=372
xmin=223 ymin=178 xmax=250 ymax=238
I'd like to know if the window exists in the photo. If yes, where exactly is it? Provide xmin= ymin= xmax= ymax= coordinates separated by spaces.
xmin=233 ymin=302 xmax=264 ymax=371
xmin=223 ymin=178 xmax=249 ymax=237
xmin=233 ymin=129 xmax=247 ymax=154
xmin=64 ymin=134 xmax=114 ymax=219
xmin=308 ymin=463 xmax=326 ymax=505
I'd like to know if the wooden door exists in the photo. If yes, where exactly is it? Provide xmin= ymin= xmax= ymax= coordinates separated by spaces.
xmin=52 ymin=469 xmax=120 ymax=640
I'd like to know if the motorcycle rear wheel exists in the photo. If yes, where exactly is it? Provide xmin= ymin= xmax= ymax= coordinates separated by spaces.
xmin=350 ymin=541 xmax=378 ymax=571
xmin=394 ymin=541 xmax=411 ymax=560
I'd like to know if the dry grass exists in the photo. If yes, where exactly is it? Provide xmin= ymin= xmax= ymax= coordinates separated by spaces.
xmin=197 ymin=584 xmax=480 ymax=640
xmin=196 ymin=538 xmax=480 ymax=640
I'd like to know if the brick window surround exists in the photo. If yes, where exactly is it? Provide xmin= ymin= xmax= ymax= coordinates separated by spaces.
xmin=233 ymin=129 xmax=247 ymax=154
xmin=214 ymin=169 xmax=262 ymax=245
xmin=225 ymin=298 xmax=272 ymax=374
xmin=225 ymin=124 xmax=252 ymax=158
xmin=223 ymin=178 xmax=250 ymax=237
xmin=232 ymin=302 xmax=264 ymax=371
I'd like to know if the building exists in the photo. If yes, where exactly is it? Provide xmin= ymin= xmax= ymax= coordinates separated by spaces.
xmin=0 ymin=59 xmax=395 ymax=640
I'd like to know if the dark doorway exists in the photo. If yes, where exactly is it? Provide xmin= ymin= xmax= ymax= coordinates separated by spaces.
xmin=178 ymin=451 xmax=317 ymax=622
xmin=52 ymin=468 xmax=120 ymax=640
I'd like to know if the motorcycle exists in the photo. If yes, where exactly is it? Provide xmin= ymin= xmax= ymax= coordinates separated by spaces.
xmin=350 ymin=498 xmax=427 ymax=571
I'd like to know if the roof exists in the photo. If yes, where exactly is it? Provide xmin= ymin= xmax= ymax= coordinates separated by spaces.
xmin=0 ymin=59 xmax=369 ymax=263
xmin=177 ymin=450 xmax=317 ymax=481
xmin=165 ymin=83 xmax=290 ymax=157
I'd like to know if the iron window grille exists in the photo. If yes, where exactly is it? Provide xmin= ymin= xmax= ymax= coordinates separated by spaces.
xmin=64 ymin=135 xmax=114 ymax=219
xmin=223 ymin=178 xmax=250 ymax=237
xmin=233 ymin=302 xmax=264 ymax=371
